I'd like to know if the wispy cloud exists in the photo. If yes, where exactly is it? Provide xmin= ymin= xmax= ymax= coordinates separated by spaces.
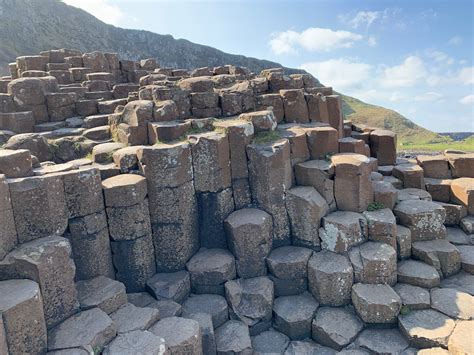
xmin=380 ymin=56 xmax=427 ymax=88
xmin=269 ymin=27 xmax=363 ymax=55
xmin=300 ymin=58 xmax=372 ymax=90
xmin=458 ymin=67 xmax=474 ymax=85
xmin=459 ymin=95 xmax=474 ymax=105
xmin=62 ymin=0 xmax=124 ymax=26
xmin=414 ymin=92 xmax=443 ymax=102
xmin=448 ymin=36 xmax=463 ymax=45
xmin=344 ymin=11 xmax=380 ymax=30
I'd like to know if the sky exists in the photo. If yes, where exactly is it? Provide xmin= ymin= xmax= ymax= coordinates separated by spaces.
xmin=63 ymin=0 xmax=474 ymax=133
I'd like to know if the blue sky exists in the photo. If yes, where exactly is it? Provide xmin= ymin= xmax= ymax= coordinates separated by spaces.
xmin=64 ymin=0 xmax=474 ymax=132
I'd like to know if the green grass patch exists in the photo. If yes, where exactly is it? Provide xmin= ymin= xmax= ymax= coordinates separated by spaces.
xmin=367 ymin=202 xmax=386 ymax=212
xmin=252 ymin=130 xmax=281 ymax=145
xmin=399 ymin=136 xmax=474 ymax=152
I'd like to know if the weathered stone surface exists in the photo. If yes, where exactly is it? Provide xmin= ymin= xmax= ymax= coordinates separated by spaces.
xmin=460 ymin=215 xmax=474 ymax=234
xmin=197 ymin=188 xmax=235 ymax=248
xmin=349 ymin=242 xmax=397 ymax=285
xmin=397 ymin=260 xmax=440 ymax=288
xmin=240 ymin=110 xmax=277 ymax=132
xmin=215 ymin=320 xmax=252 ymax=354
xmin=445 ymin=152 xmax=474 ymax=178
xmin=355 ymin=329 xmax=409 ymax=354
xmin=446 ymin=227 xmax=472 ymax=246
xmin=92 ymin=142 xmax=125 ymax=163
xmin=47 ymin=308 xmax=117 ymax=352
xmin=224 ymin=208 xmax=273 ymax=278
xmin=440 ymin=271 xmax=474 ymax=295
xmin=266 ymin=246 xmax=312 ymax=280
xmin=393 ymin=163 xmax=425 ymax=189
xmin=394 ymin=283 xmax=431 ymax=310
xmin=457 ymin=245 xmax=474 ymax=274
xmin=417 ymin=155 xmax=451 ymax=179
xmin=351 ymin=283 xmax=401 ymax=323
xmin=76 ymin=276 xmax=127 ymax=314
xmin=448 ymin=320 xmax=474 ymax=355
xmin=398 ymin=309 xmax=456 ymax=349
xmin=111 ymin=233 xmax=157 ymax=292
xmin=273 ymin=292 xmax=319 ymax=340
xmin=397 ymin=225 xmax=412 ymax=260
xmin=225 ymin=277 xmax=274 ymax=329
xmin=451 ymin=178 xmax=474 ymax=215
xmin=412 ymin=239 xmax=461 ymax=277
xmin=286 ymin=187 xmax=328 ymax=250
xmin=0 ymin=279 xmax=47 ymax=354
xmin=280 ymin=89 xmax=309 ymax=123
xmin=0 ymin=175 xmax=17 ymax=260
xmin=182 ymin=294 xmax=229 ymax=328
xmin=148 ymin=299 xmax=183 ymax=319
xmin=247 ymin=139 xmax=292 ymax=246
xmin=284 ymin=340 xmax=337 ymax=355
xmin=319 ymin=211 xmax=368 ymax=253
xmin=425 ymin=178 xmax=452 ymax=203
xmin=183 ymin=312 xmax=216 ymax=355
xmin=269 ymin=275 xmax=308 ymax=297
xmin=186 ymin=248 xmax=236 ymax=294
xmin=430 ymin=288 xmax=474 ymax=320
xmin=103 ymin=330 xmax=168 ymax=355
xmin=398 ymin=188 xmax=432 ymax=202
xmin=394 ymin=200 xmax=447 ymax=241
xmin=277 ymin=124 xmax=310 ymax=166
xmin=110 ymin=303 xmax=160 ymax=333
xmin=305 ymin=127 xmax=339 ymax=160
xmin=0 ymin=236 xmax=78 ymax=328
xmin=146 ymin=271 xmax=190 ymax=303
xmin=372 ymin=181 xmax=398 ymax=210
xmin=332 ymin=154 xmax=373 ymax=212
xmin=7 ymin=174 xmax=68 ymax=243
xmin=106 ymin=200 xmax=152 ymax=240
xmin=68 ymin=211 xmax=115 ymax=281
xmin=363 ymin=208 xmax=397 ymax=248
xmin=61 ymin=167 xmax=104 ymax=218
xmin=370 ymin=129 xmax=397 ymax=166
xmin=252 ymin=329 xmax=290 ymax=355
xmin=312 ymin=306 xmax=363 ymax=350
xmin=435 ymin=201 xmax=468 ymax=226
xmin=102 ymin=174 xmax=147 ymax=208
xmin=0 ymin=148 xmax=32 ymax=178
xmin=308 ymin=251 xmax=353 ymax=306
xmin=150 ymin=317 xmax=202 ymax=355
xmin=295 ymin=159 xmax=335 ymax=208
xmin=189 ymin=131 xmax=231 ymax=193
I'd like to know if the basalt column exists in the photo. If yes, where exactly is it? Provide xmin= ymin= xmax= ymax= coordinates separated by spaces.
xmin=138 ymin=142 xmax=199 ymax=272
xmin=102 ymin=173 xmax=156 ymax=291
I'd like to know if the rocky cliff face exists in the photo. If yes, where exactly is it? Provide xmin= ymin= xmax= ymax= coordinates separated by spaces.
xmin=0 ymin=0 xmax=304 ymax=75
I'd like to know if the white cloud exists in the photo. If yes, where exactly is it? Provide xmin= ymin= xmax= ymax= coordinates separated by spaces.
xmin=425 ymin=50 xmax=454 ymax=65
xmin=62 ymin=0 xmax=124 ymax=26
xmin=300 ymin=58 xmax=371 ymax=91
xmin=414 ymin=92 xmax=443 ymax=102
xmin=368 ymin=36 xmax=377 ymax=47
xmin=460 ymin=95 xmax=474 ymax=105
xmin=381 ymin=56 xmax=427 ymax=88
xmin=448 ymin=36 xmax=463 ymax=45
xmin=346 ymin=11 xmax=380 ymax=30
xmin=269 ymin=27 xmax=363 ymax=55
xmin=458 ymin=67 xmax=474 ymax=85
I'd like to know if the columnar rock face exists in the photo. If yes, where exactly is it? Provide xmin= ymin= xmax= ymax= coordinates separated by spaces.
xmin=0 ymin=279 xmax=47 ymax=354
xmin=247 ymin=139 xmax=292 ymax=246
xmin=332 ymin=154 xmax=374 ymax=212
xmin=2 ymin=48 xmax=473 ymax=354
xmin=0 ymin=236 xmax=79 ymax=328
xmin=138 ymin=143 xmax=199 ymax=272
xmin=0 ymin=175 xmax=17 ymax=260
xmin=103 ymin=174 xmax=156 ymax=291
xmin=224 ymin=208 xmax=273 ymax=278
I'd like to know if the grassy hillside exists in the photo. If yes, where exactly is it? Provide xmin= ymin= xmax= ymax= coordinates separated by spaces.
xmin=341 ymin=95 xmax=473 ymax=152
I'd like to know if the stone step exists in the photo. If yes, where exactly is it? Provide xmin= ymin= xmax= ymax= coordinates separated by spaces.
xmin=47 ymin=308 xmax=117 ymax=352
xmin=146 ymin=270 xmax=190 ymax=303
xmin=251 ymin=329 xmax=290 ymax=355
xmin=215 ymin=320 xmax=252 ymax=354
xmin=397 ymin=259 xmax=441 ymax=288
xmin=103 ymin=330 xmax=167 ymax=355
xmin=182 ymin=294 xmax=229 ymax=329
xmin=351 ymin=283 xmax=401 ymax=324
xmin=76 ymin=276 xmax=127 ymax=314
xmin=149 ymin=316 xmax=202 ymax=354
xmin=110 ymin=303 xmax=160 ymax=333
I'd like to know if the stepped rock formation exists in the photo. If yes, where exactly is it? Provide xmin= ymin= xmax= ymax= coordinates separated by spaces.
xmin=0 ymin=48 xmax=473 ymax=354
